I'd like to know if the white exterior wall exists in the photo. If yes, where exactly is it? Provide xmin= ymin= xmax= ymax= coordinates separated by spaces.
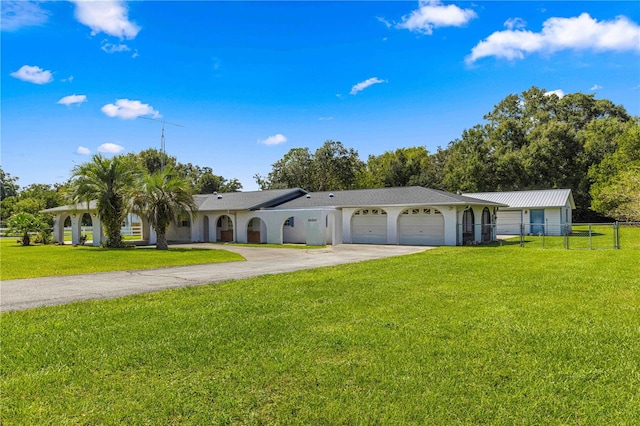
xmin=495 ymin=210 xmax=523 ymax=234
xmin=496 ymin=202 xmax=572 ymax=236
xmin=283 ymin=216 xmax=307 ymax=243
xmin=166 ymin=223 xmax=191 ymax=242
xmin=231 ymin=209 xmax=337 ymax=246
xmin=544 ymin=207 xmax=562 ymax=236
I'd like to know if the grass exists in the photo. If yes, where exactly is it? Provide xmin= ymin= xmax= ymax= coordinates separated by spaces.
xmin=1 ymin=237 xmax=639 ymax=424
xmin=0 ymin=239 xmax=244 ymax=280
xmin=502 ymin=224 xmax=640 ymax=250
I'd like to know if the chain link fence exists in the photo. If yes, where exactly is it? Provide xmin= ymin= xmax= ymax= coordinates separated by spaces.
xmin=490 ymin=222 xmax=640 ymax=250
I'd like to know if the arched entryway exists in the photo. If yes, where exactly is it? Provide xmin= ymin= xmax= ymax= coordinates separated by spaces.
xmin=78 ymin=213 xmax=92 ymax=244
xmin=351 ymin=208 xmax=387 ymax=244
xmin=247 ymin=217 xmax=266 ymax=243
xmin=481 ymin=207 xmax=492 ymax=243
xmin=216 ymin=215 xmax=234 ymax=242
xmin=398 ymin=207 xmax=445 ymax=246
xmin=462 ymin=209 xmax=475 ymax=245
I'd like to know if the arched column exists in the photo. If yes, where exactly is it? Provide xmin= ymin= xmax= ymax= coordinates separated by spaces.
xmin=52 ymin=214 xmax=66 ymax=244
xmin=90 ymin=213 xmax=104 ymax=246
xmin=384 ymin=207 xmax=404 ymax=245
xmin=70 ymin=213 xmax=81 ymax=245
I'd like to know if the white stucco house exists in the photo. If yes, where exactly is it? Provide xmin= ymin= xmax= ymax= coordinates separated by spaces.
xmin=463 ymin=189 xmax=575 ymax=236
xmin=42 ymin=186 xmax=507 ymax=247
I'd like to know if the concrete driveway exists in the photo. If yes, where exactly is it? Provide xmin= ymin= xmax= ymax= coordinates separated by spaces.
xmin=1 ymin=244 xmax=431 ymax=312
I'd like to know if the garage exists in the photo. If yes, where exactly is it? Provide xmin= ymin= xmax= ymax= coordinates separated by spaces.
xmin=496 ymin=210 xmax=522 ymax=234
xmin=351 ymin=208 xmax=387 ymax=244
xmin=398 ymin=208 xmax=445 ymax=246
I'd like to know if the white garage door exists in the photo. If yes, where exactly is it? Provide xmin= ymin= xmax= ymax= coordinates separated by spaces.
xmin=351 ymin=209 xmax=387 ymax=244
xmin=496 ymin=210 xmax=523 ymax=234
xmin=398 ymin=208 xmax=444 ymax=246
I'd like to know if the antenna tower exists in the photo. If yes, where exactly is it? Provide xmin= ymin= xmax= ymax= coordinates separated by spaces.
xmin=138 ymin=116 xmax=185 ymax=171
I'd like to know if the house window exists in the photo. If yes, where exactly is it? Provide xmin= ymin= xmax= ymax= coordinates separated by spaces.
xmin=423 ymin=209 xmax=431 ymax=214
xmin=179 ymin=220 xmax=190 ymax=228
xmin=284 ymin=217 xmax=294 ymax=227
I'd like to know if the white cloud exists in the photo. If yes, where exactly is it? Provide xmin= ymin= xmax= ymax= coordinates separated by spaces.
xmin=397 ymin=0 xmax=477 ymax=35
xmin=1 ymin=0 xmax=49 ymax=31
xmin=258 ymin=134 xmax=287 ymax=146
xmin=319 ymin=117 xmax=334 ymax=121
xmin=98 ymin=143 xmax=125 ymax=153
xmin=10 ymin=65 xmax=53 ymax=84
xmin=57 ymin=94 xmax=87 ymax=106
xmin=545 ymin=89 xmax=565 ymax=98
xmin=467 ymin=13 xmax=640 ymax=64
xmin=376 ymin=16 xmax=392 ymax=29
xmin=591 ymin=84 xmax=603 ymax=91
xmin=504 ymin=17 xmax=527 ymax=31
xmin=350 ymin=77 xmax=386 ymax=95
xmin=61 ymin=75 xmax=75 ymax=83
xmin=101 ymin=99 xmax=160 ymax=120
xmin=70 ymin=0 xmax=140 ymax=39
xmin=101 ymin=41 xmax=131 ymax=53
xmin=76 ymin=146 xmax=91 ymax=155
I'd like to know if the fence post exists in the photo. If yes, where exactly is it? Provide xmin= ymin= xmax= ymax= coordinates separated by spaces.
xmin=588 ymin=224 xmax=592 ymax=250
xmin=564 ymin=224 xmax=569 ymax=250
xmin=614 ymin=222 xmax=620 ymax=249
xmin=520 ymin=223 xmax=524 ymax=247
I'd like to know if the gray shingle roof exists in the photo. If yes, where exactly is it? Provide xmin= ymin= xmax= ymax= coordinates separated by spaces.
xmin=41 ymin=187 xmax=509 ymax=215
xmin=463 ymin=189 xmax=575 ymax=209
xmin=196 ymin=188 xmax=307 ymax=211
xmin=274 ymin=186 xmax=506 ymax=209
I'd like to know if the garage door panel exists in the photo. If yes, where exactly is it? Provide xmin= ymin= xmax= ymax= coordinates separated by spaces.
xmin=398 ymin=214 xmax=444 ymax=246
xmin=496 ymin=210 xmax=522 ymax=234
xmin=351 ymin=213 xmax=387 ymax=244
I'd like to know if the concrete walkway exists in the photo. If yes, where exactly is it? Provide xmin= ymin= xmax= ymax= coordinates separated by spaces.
xmin=1 ymin=244 xmax=431 ymax=312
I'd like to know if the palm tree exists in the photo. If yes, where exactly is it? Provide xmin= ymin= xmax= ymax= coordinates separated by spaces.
xmin=68 ymin=154 xmax=138 ymax=248
xmin=130 ymin=167 xmax=197 ymax=250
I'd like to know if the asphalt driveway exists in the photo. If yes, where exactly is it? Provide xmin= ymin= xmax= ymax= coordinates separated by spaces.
xmin=1 ymin=244 xmax=430 ymax=312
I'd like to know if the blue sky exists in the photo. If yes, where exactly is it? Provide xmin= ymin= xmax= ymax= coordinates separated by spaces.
xmin=2 ymin=1 xmax=639 ymax=191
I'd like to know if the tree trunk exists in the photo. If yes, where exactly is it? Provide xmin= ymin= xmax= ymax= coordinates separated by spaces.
xmin=156 ymin=228 xmax=169 ymax=250
xmin=105 ymin=218 xmax=125 ymax=248
xmin=22 ymin=232 xmax=30 ymax=246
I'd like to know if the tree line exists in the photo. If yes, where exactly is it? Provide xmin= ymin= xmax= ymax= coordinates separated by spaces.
xmin=0 ymin=150 xmax=242 ymax=248
xmin=255 ymin=87 xmax=639 ymax=221
xmin=2 ymin=85 xmax=638 ymax=236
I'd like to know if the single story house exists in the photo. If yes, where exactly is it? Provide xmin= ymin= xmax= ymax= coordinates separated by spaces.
xmin=463 ymin=189 xmax=575 ymax=236
xmin=42 ymin=186 xmax=506 ymax=247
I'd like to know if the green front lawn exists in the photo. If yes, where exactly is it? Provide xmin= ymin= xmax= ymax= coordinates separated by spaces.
xmin=2 ymin=241 xmax=639 ymax=424
xmin=0 ymin=239 xmax=244 ymax=280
